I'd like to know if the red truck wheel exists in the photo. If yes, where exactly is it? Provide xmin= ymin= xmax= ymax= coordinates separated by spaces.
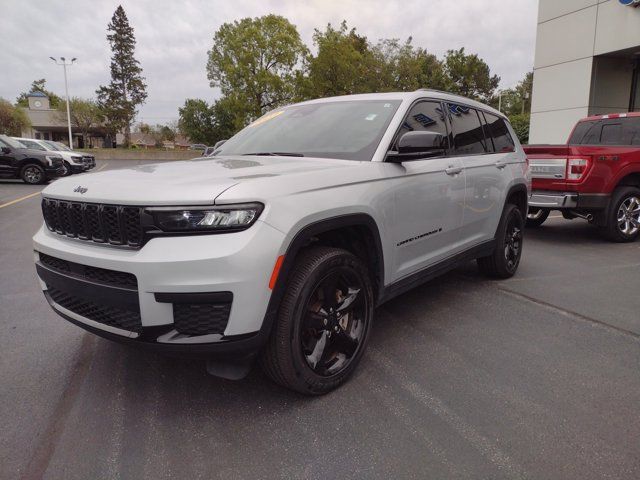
xmin=526 ymin=208 xmax=550 ymax=228
xmin=602 ymin=186 xmax=640 ymax=242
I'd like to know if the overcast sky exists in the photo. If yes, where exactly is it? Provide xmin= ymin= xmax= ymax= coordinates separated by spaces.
xmin=1 ymin=0 xmax=538 ymax=124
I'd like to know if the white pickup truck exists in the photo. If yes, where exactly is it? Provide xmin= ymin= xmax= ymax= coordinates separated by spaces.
xmin=15 ymin=137 xmax=95 ymax=176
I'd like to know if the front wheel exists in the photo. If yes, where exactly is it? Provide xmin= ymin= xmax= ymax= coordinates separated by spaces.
xmin=477 ymin=204 xmax=524 ymax=279
xmin=260 ymin=247 xmax=374 ymax=395
xmin=526 ymin=207 xmax=549 ymax=228
xmin=601 ymin=186 xmax=640 ymax=242
xmin=20 ymin=164 xmax=46 ymax=184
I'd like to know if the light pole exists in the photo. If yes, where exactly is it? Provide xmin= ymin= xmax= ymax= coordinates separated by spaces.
xmin=49 ymin=56 xmax=76 ymax=149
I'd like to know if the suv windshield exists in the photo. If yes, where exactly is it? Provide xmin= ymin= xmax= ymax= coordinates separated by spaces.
xmin=0 ymin=135 xmax=27 ymax=149
xmin=215 ymin=100 xmax=402 ymax=161
xmin=43 ymin=141 xmax=71 ymax=151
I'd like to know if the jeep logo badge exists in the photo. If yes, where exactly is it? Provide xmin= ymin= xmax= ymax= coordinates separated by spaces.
xmin=74 ymin=186 xmax=88 ymax=194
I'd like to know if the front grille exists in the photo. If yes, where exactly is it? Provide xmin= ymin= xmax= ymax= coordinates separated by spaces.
xmin=173 ymin=303 xmax=231 ymax=335
xmin=39 ymin=253 xmax=138 ymax=290
xmin=42 ymin=198 xmax=144 ymax=247
xmin=48 ymin=286 xmax=142 ymax=332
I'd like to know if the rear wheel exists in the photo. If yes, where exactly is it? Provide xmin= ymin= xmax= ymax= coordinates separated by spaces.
xmin=20 ymin=164 xmax=45 ymax=184
xmin=260 ymin=247 xmax=374 ymax=395
xmin=601 ymin=186 xmax=640 ymax=242
xmin=477 ymin=203 xmax=524 ymax=279
xmin=526 ymin=207 xmax=549 ymax=228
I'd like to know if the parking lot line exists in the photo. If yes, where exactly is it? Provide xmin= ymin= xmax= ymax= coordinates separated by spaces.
xmin=96 ymin=162 xmax=109 ymax=171
xmin=0 ymin=191 xmax=41 ymax=209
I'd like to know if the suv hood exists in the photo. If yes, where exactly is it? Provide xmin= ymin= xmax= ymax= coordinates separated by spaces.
xmin=41 ymin=156 xmax=355 ymax=205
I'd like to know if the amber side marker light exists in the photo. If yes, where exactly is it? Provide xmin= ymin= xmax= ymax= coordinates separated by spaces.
xmin=269 ymin=255 xmax=285 ymax=290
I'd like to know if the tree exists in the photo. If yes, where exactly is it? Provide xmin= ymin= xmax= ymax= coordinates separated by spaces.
xmin=206 ymin=15 xmax=308 ymax=126
xmin=443 ymin=48 xmax=500 ymax=101
xmin=490 ymin=71 xmax=533 ymax=117
xmin=0 ymin=98 xmax=31 ymax=136
xmin=304 ymin=21 xmax=381 ymax=98
xmin=96 ymin=5 xmax=147 ymax=147
xmin=16 ymin=79 xmax=63 ymax=109
xmin=509 ymin=113 xmax=530 ymax=144
xmin=178 ymin=98 xmax=238 ymax=145
xmin=373 ymin=38 xmax=448 ymax=92
xmin=57 ymin=98 xmax=103 ymax=148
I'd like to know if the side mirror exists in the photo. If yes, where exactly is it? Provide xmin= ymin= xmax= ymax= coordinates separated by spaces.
xmin=387 ymin=131 xmax=447 ymax=163
xmin=214 ymin=139 xmax=227 ymax=150
xmin=1 ymin=147 xmax=10 ymax=154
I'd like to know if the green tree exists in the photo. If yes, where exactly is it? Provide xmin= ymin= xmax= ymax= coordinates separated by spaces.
xmin=443 ymin=48 xmax=500 ymax=101
xmin=373 ymin=38 xmax=448 ymax=92
xmin=96 ymin=5 xmax=147 ymax=147
xmin=206 ymin=15 xmax=308 ymax=126
xmin=16 ymin=79 xmax=63 ymax=109
xmin=491 ymin=71 xmax=533 ymax=117
xmin=178 ymin=98 xmax=238 ymax=145
xmin=304 ymin=21 xmax=380 ymax=98
xmin=0 ymin=98 xmax=31 ymax=135
xmin=508 ymin=113 xmax=530 ymax=144
xmin=57 ymin=98 xmax=103 ymax=147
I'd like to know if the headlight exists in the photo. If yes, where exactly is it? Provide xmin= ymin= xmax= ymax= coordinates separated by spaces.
xmin=71 ymin=155 xmax=83 ymax=162
xmin=45 ymin=155 xmax=60 ymax=166
xmin=147 ymin=203 xmax=264 ymax=232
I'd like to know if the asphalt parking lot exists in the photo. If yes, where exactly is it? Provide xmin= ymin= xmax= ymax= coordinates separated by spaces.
xmin=1 ymin=159 xmax=639 ymax=480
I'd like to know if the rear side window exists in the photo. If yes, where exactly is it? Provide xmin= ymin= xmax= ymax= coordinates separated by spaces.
xmin=600 ymin=122 xmax=623 ymax=145
xmin=483 ymin=113 xmax=516 ymax=153
xmin=447 ymin=104 xmax=488 ymax=155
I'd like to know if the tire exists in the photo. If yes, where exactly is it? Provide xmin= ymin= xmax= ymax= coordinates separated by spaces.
xmin=477 ymin=203 xmax=524 ymax=279
xmin=601 ymin=186 xmax=640 ymax=243
xmin=260 ymin=247 xmax=374 ymax=395
xmin=526 ymin=207 xmax=549 ymax=228
xmin=61 ymin=161 xmax=72 ymax=176
xmin=20 ymin=164 xmax=46 ymax=184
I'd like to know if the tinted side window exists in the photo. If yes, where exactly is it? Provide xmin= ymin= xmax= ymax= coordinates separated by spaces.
xmin=484 ymin=113 xmax=516 ymax=153
xmin=448 ymin=104 xmax=489 ymax=155
xmin=394 ymin=101 xmax=448 ymax=150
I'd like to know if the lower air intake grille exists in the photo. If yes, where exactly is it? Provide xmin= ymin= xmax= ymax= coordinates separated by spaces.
xmin=173 ymin=303 xmax=231 ymax=336
xmin=48 ymin=287 xmax=142 ymax=333
xmin=39 ymin=253 xmax=137 ymax=290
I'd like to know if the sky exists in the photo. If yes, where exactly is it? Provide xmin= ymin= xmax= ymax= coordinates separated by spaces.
xmin=0 ymin=0 xmax=539 ymax=125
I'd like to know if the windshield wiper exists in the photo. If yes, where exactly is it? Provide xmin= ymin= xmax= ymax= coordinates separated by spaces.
xmin=242 ymin=152 xmax=304 ymax=157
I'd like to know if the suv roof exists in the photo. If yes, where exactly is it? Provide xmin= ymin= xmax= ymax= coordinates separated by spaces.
xmin=297 ymin=90 xmax=506 ymax=119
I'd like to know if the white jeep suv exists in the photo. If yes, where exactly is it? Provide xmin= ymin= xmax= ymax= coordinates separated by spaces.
xmin=33 ymin=91 xmax=530 ymax=394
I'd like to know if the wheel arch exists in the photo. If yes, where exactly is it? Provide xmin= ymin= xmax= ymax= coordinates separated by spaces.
xmin=505 ymin=183 xmax=529 ymax=218
xmin=259 ymin=213 xmax=385 ymax=342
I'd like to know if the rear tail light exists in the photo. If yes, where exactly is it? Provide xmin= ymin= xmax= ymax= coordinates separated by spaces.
xmin=567 ymin=158 xmax=589 ymax=181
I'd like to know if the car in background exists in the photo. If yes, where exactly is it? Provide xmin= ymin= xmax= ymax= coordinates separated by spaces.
xmin=14 ymin=138 xmax=95 ymax=176
xmin=0 ymin=134 xmax=64 ymax=184
xmin=189 ymin=143 xmax=207 ymax=151
xmin=525 ymin=112 xmax=640 ymax=242
xmin=202 ymin=146 xmax=216 ymax=156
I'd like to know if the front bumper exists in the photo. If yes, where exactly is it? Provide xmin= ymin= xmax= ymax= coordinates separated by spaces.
xmin=45 ymin=165 xmax=65 ymax=179
xmin=529 ymin=191 xmax=610 ymax=211
xmin=33 ymin=220 xmax=285 ymax=356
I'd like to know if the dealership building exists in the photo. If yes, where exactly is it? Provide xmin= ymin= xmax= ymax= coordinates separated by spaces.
xmin=530 ymin=0 xmax=640 ymax=143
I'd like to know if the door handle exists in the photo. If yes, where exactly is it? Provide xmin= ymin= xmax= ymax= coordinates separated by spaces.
xmin=495 ymin=160 xmax=507 ymax=169
xmin=445 ymin=165 xmax=463 ymax=176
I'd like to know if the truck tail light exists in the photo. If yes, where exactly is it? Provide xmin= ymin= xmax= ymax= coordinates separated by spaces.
xmin=566 ymin=158 xmax=589 ymax=181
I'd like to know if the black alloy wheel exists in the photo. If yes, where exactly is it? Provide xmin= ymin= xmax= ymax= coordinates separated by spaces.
xmin=261 ymin=247 xmax=374 ymax=395
xmin=300 ymin=268 xmax=367 ymax=377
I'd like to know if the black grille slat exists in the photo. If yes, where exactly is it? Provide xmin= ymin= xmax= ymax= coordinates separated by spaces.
xmin=42 ymin=199 xmax=144 ymax=248
xmin=39 ymin=253 xmax=137 ymax=290
xmin=173 ymin=303 xmax=231 ymax=336
xmin=47 ymin=287 xmax=142 ymax=332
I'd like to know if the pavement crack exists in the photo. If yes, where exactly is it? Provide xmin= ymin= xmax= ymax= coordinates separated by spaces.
xmin=497 ymin=287 xmax=640 ymax=341
xmin=19 ymin=334 xmax=96 ymax=480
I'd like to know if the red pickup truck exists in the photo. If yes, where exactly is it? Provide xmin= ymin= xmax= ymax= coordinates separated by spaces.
xmin=524 ymin=112 xmax=640 ymax=242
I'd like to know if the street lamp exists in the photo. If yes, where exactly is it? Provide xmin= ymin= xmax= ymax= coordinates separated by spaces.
xmin=49 ymin=56 xmax=77 ymax=149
